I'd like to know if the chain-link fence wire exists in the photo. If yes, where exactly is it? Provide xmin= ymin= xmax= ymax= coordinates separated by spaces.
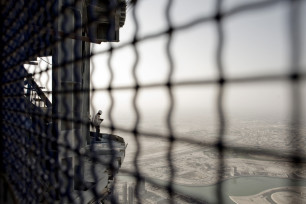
xmin=0 ymin=0 xmax=305 ymax=203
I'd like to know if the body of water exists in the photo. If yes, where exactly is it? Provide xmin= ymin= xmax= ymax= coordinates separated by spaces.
xmin=117 ymin=175 xmax=306 ymax=203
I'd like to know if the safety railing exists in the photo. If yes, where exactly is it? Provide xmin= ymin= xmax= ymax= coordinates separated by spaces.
xmin=1 ymin=0 xmax=305 ymax=203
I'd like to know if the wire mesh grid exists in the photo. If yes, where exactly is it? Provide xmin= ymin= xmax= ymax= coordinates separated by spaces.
xmin=0 ymin=0 xmax=305 ymax=203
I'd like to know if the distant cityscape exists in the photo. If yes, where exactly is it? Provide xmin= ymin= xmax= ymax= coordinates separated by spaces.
xmin=111 ymin=119 xmax=306 ymax=203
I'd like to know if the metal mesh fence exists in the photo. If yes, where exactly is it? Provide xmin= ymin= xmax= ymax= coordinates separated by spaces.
xmin=0 ymin=0 xmax=305 ymax=203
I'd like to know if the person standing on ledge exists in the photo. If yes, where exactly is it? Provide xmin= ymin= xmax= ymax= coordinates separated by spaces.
xmin=93 ymin=110 xmax=103 ymax=141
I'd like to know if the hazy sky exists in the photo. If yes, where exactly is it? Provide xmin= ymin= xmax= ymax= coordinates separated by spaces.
xmin=26 ymin=0 xmax=306 ymax=133
xmin=88 ymin=0 xmax=306 ymax=132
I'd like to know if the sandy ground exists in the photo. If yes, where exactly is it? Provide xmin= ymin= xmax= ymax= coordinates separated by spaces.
xmin=230 ymin=186 xmax=306 ymax=204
